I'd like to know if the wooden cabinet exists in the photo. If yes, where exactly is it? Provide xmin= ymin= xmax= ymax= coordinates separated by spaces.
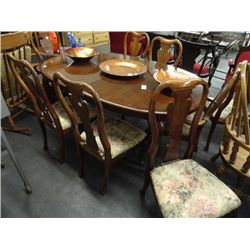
xmin=62 ymin=32 xmax=109 ymax=47
xmin=93 ymin=32 xmax=109 ymax=45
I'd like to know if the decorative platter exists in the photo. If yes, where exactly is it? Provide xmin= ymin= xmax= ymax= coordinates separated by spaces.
xmin=99 ymin=59 xmax=148 ymax=77
xmin=153 ymin=68 xmax=198 ymax=84
xmin=64 ymin=47 xmax=98 ymax=62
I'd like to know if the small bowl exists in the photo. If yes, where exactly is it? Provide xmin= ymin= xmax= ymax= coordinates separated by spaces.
xmin=64 ymin=47 xmax=98 ymax=62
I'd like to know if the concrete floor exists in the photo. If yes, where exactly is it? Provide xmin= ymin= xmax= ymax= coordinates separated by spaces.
xmin=1 ymin=44 xmax=249 ymax=218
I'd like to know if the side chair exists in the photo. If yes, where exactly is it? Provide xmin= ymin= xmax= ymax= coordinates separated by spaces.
xmin=53 ymin=72 xmax=147 ymax=194
xmin=204 ymin=44 xmax=250 ymax=151
xmin=182 ymin=64 xmax=242 ymax=153
xmin=7 ymin=53 xmax=82 ymax=164
xmin=109 ymin=32 xmax=150 ymax=57
xmin=1 ymin=32 xmax=43 ymax=133
xmin=149 ymin=36 xmax=183 ymax=70
xmin=141 ymin=78 xmax=241 ymax=218
xmin=123 ymin=31 xmax=150 ymax=58
xmin=178 ymin=37 xmax=220 ymax=87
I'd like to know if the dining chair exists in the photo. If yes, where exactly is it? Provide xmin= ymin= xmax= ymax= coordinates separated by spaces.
xmin=31 ymin=32 xmax=61 ymax=57
xmin=181 ymin=63 xmax=243 ymax=153
xmin=7 ymin=53 xmax=82 ymax=164
xmin=225 ymin=44 xmax=250 ymax=83
xmin=1 ymin=32 xmax=43 ymax=133
xmin=141 ymin=78 xmax=241 ymax=218
xmin=53 ymin=72 xmax=147 ymax=194
xmin=149 ymin=36 xmax=183 ymax=70
xmin=204 ymin=44 xmax=250 ymax=151
xmin=178 ymin=37 xmax=220 ymax=87
xmin=214 ymin=61 xmax=250 ymax=201
xmin=123 ymin=32 xmax=150 ymax=58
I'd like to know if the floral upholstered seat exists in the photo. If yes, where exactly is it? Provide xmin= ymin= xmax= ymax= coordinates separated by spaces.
xmin=80 ymin=117 xmax=146 ymax=159
xmin=52 ymin=96 xmax=96 ymax=130
xmin=150 ymin=159 xmax=241 ymax=218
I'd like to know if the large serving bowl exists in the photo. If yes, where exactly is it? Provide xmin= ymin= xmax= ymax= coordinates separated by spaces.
xmin=64 ymin=47 xmax=98 ymax=62
xmin=99 ymin=59 xmax=148 ymax=77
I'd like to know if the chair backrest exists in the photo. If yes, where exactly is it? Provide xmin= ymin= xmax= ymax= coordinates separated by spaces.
xmin=201 ymin=65 xmax=242 ymax=124
xmin=148 ymin=77 xmax=208 ymax=165
xmin=53 ymin=73 xmax=112 ymax=161
xmin=221 ymin=61 xmax=250 ymax=177
xmin=123 ymin=32 xmax=150 ymax=58
xmin=224 ymin=45 xmax=250 ymax=86
xmin=234 ymin=45 xmax=250 ymax=70
xmin=1 ymin=32 xmax=43 ymax=109
xmin=32 ymin=32 xmax=62 ymax=55
xmin=178 ymin=37 xmax=219 ymax=76
xmin=149 ymin=36 xmax=183 ymax=69
xmin=7 ymin=53 xmax=62 ymax=130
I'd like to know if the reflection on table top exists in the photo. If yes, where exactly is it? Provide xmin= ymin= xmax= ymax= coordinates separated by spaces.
xmin=41 ymin=52 xmax=202 ymax=119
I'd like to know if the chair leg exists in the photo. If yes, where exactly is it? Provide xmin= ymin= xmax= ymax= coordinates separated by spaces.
xmin=140 ymin=173 xmax=150 ymax=196
xmin=3 ymin=116 xmax=31 ymax=133
xmin=205 ymin=120 xmax=218 ymax=151
xmin=101 ymin=162 xmax=111 ymax=195
xmin=57 ymin=132 xmax=65 ymax=164
xmin=38 ymin=120 xmax=48 ymax=151
xmin=78 ymin=150 xmax=85 ymax=179
xmin=211 ymin=152 xmax=220 ymax=162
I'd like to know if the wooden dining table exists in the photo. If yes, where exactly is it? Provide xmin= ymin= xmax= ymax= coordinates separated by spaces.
xmin=41 ymin=51 xmax=202 ymax=121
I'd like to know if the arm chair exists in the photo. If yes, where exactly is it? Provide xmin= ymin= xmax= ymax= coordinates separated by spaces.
xmin=178 ymin=37 xmax=220 ymax=87
xmin=53 ymin=73 xmax=147 ymax=194
xmin=141 ymin=78 xmax=241 ymax=217
xmin=7 ymin=54 xmax=83 ymax=164
xmin=123 ymin=32 xmax=150 ymax=58
xmin=215 ymin=61 xmax=250 ymax=201
xmin=149 ymin=36 xmax=183 ymax=70
xmin=1 ymin=32 xmax=43 ymax=132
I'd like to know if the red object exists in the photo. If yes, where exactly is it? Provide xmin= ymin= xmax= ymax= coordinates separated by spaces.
xmin=109 ymin=32 xmax=147 ymax=56
xmin=226 ymin=51 xmax=250 ymax=83
xmin=48 ymin=32 xmax=59 ymax=53
xmin=235 ymin=51 xmax=250 ymax=65
xmin=193 ymin=63 xmax=209 ymax=75
xmin=228 ymin=59 xmax=234 ymax=66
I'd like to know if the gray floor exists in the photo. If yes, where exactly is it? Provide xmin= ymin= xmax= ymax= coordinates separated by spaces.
xmin=1 ymin=45 xmax=249 ymax=218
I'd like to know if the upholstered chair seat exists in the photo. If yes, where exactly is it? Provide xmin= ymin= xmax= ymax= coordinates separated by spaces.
xmin=80 ymin=117 xmax=146 ymax=159
xmin=52 ymin=96 xmax=96 ymax=130
xmin=150 ymin=159 xmax=241 ymax=218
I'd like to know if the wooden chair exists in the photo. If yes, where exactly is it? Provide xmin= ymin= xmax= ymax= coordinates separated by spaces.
xmin=178 ymin=37 xmax=220 ymax=86
xmin=31 ymin=32 xmax=62 ymax=57
xmin=215 ymin=61 xmax=250 ymax=201
xmin=123 ymin=32 xmax=150 ymax=58
xmin=181 ymin=64 xmax=242 ymax=154
xmin=1 ymin=32 xmax=43 ymax=132
xmin=31 ymin=32 xmax=49 ymax=56
xmin=149 ymin=36 xmax=183 ymax=70
xmin=204 ymin=44 xmax=250 ymax=151
xmin=7 ymin=53 xmax=80 ymax=164
xmin=53 ymin=72 xmax=147 ymax=194
xmin=141 ymin=78 xmax=241 ymax=217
